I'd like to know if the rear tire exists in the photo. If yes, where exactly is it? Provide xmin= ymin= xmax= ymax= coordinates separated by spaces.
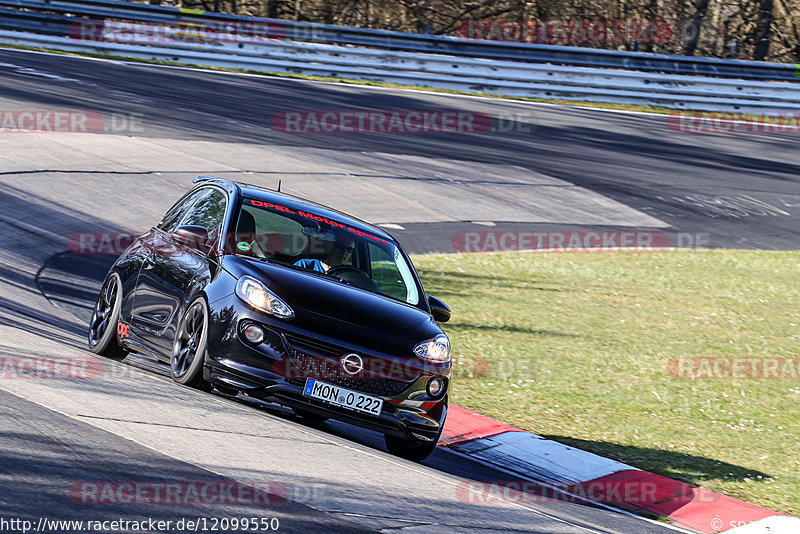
xmin=88 ymin=273 xmax=128 ymax=361
xmin=171 ymin=296 xmax=212 ymax=391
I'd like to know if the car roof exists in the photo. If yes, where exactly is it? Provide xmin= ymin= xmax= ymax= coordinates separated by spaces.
xmin=199 ymin=177 xmax=396 ymax=243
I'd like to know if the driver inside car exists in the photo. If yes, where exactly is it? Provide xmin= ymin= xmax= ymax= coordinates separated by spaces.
xmin=294 ymin=236 xmax=355 ymax=273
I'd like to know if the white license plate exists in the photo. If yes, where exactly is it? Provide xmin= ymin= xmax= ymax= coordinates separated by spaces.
xmin=302 ymin=378 xmax=383 ymax=416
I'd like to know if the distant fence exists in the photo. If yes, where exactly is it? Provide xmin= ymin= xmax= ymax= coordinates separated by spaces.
xmin=0 ymin=0 xmax=798 ymax=110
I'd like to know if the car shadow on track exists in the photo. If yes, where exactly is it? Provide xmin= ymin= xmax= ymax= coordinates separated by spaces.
xmin=0 ymin=388 xmax=373 ymax=534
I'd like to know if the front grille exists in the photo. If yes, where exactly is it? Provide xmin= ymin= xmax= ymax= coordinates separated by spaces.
xmin=280 ymin=330 xmax=415 ymax=397
xmin=283 ymin=331 xmax=341 ymax=359
xmin=287 ymin=375 xmax=412 ymax=397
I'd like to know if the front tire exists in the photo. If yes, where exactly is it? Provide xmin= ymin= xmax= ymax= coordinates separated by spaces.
xmin=88 ymin=273 xmax=127 ymax=360
xmin=384 ymin=433 xmax=440 ymax=462
xmin=385 ymin=396 xmax=446 ymax=462
xmin=171 ymin=296 xmax=212 ymax=390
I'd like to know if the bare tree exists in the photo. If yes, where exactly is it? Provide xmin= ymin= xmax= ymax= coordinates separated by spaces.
xmin=753 ymin=0 xmax=774 ymax=59
xmin=683 ymin=0 xmax=712 ymax=55
xmin=150 ymin=0 xmax=800 ymax=61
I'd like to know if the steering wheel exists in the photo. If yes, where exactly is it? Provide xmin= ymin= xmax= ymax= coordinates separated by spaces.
xmin=326 ymin=265 xmax=380 ymax=293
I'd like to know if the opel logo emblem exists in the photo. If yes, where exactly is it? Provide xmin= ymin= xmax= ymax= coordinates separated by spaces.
xmin=341 ymin=353 xmax=363 ymax=375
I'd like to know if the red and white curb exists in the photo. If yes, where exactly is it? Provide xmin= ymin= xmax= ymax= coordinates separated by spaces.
xmin=441 ymin=406 xmax=799 ymax=534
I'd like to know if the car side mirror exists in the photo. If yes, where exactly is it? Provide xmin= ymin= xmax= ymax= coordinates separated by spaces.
xmin=175 ymin=225 xmax=211 ymax=253
xmin=428 ymin=296 xmax=451 ymax=323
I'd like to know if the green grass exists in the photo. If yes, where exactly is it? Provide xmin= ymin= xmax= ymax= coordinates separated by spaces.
xmin=412 ymin=250 xmax=800 ymax=514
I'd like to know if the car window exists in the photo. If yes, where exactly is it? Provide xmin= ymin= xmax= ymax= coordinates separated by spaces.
xmin=180 ymin=189 xmax=228 ymax=235
xmin=367 ymin=243 xmax=416 ymax=303
xmin=236 ymin=198 xmax=422 ymax=306
xmin=157 ymin=189 xmax=206 ymax=232
xmin=242 ymin=206 xmax=308 ymax=256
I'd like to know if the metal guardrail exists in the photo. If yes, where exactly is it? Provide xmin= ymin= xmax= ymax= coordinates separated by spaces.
xmin=0 ymin=0 xmax=798 ymax=110
xmin=0 ymin=0 xmax=798 ymax=82
xmin=1 ymin=29 xmax=798 ymax=111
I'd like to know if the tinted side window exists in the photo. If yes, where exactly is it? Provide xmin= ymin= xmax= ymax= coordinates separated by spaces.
xmin=243 ymin=206 xmax=308 ymax=256
xmin=181 ymin=189 xmax=228 ymax=235
xmin=158 ymin=189 xmax=206 ymax=232
xmin=367 ymin=243 xmax=408 ymax=302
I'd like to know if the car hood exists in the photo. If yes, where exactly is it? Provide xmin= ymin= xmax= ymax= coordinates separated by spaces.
xmin=220 ymin=255 xmax=442 ymax=355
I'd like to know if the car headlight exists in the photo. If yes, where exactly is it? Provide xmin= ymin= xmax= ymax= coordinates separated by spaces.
xmin=413 ymin=334 xmax=451 ymax=363
xmin=235 ymin=276 xmax=294 ymax=319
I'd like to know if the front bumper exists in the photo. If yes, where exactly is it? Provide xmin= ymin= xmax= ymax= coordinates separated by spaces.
xmin=203 ymin=294 xmax=449 ymax=441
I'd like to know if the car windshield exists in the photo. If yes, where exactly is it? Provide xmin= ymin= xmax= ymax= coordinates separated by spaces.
xmin=227 ymin=198 xmax=421 ymax=306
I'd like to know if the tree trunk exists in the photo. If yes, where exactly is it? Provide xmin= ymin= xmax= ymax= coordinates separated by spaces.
xmin=753 ymin=0 xmax=774 ymax=60
xmin=264 ymin=0 xmax=279 ymax=18
xmin=683 ymin=0 xmax=711 ymax=56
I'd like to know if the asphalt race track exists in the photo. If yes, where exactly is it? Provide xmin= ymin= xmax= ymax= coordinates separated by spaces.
xmin=0 ymin=46 xmax=797 ymax=533
xmin=1 ymin=48 xmax=799 ymax=253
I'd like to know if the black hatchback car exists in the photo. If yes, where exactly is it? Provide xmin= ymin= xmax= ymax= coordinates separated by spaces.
xmin=88 ymin=177 xmax=452 ymax=460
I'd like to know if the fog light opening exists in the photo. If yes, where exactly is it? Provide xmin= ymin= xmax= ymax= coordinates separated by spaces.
xmin=427 ymin=377 xmax=445 ymax=398
xmin=243 ymin=324 xmax=265 ymax=344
